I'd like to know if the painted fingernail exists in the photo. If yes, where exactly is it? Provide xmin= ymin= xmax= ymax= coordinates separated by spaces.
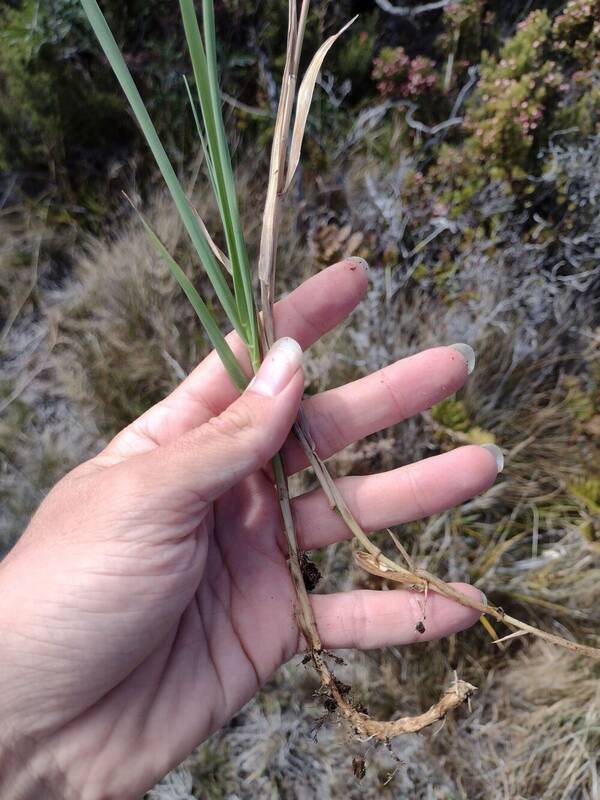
xmin=450 ymin=343 xmax=476 ymax=375
xmin=248 ymin=337 xmax=303 ymax=397
xmin=481 ymin=443 xmax=504 ymax=473
xmin=479 ymin=591 xmax=488 ymax=607
xmin=347 ymin=256 xmax=369 ymax=271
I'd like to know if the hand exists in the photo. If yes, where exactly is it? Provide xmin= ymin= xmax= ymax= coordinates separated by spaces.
xmin=0 ymin=260 xmax=499 ymax=799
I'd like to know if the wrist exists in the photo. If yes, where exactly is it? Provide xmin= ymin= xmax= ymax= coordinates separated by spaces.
xmin=0 ymin=730 xmax=72 ymax=800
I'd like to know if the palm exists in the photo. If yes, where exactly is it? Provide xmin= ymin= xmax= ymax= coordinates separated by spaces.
xmin=9 ymin=466 xmax=297 ymax=797
xmin=151 ymin=469 xmax=302 ymax=744
xmin=60 ymin=471 xmax=305 ymax=795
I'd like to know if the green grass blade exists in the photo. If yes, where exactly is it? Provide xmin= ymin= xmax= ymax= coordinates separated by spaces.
xmin=183 ymin=78 xmax=233 ymax=275
xmin=179 ymin=0 xmax=259 ymax=367
xmin=202 ymin=0 xmax=258 ymax=336
xmin=183 ymin=74 xmax=218 ymax=198
xmin=79 ymin=0 xmax=244 ymax=340
xmin=178 ymin=3 xmax=232 ymax=274
xmin=131 ymin=204 xmax=249 ymax=392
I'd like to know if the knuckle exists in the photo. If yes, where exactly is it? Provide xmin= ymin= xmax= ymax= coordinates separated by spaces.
xmin=406 ymin=464 xmax=428 ymax=520
xmin=305 ymin=405 xmax=345 ymax=459
xmin=204 ymin=400 xmax=255 ymax=442
xmin=379 ymin=367 xmax=408 ymax=420
xmin=348 ymin=593 xmax=370 ymax=649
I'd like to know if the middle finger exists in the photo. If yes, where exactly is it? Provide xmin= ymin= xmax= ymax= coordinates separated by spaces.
xmin=290 ymin=444 xmax=500 ymax=551
xmin=283 ymin=345 xmax=472 ymax=474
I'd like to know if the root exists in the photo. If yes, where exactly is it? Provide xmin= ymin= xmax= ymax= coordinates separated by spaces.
xmin=274 ymin=450 xmax=474 ymax=739
xmin=315 ymin=647 xmax=476 ymax=739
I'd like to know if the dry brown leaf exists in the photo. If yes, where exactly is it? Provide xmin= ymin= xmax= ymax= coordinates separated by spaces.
xmin=284 ymin=16 xmax=357 ymax=193
xmin=258 ymin=0 xmax=299 ymax=296
xmin=314 ymin=223 xmax=364 ymax=261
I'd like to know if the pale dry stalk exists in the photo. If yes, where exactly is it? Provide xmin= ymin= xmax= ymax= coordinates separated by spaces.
xmin=258 ymin=0 xmax=305 ymax=344
xmin=257 ymin=0 xmax=482 ymax=741
xmin=258 ymin=0 xmax=600 ymax=744
xmin=298 ymin=427 xmax=600 ymax=660
xmin=355 ymin=553 xmax=600 ymax=660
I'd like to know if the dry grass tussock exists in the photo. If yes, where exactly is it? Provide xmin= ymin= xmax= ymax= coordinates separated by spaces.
xmin=452 ymin=643 xmax=600 ymax=800
xmin=56 ymin=183 xmax=224 ymax=437
xmin=0 ymin=197 xmax=97 ymax=557
xmin=1 ymin=142 xmax=599 ymax=795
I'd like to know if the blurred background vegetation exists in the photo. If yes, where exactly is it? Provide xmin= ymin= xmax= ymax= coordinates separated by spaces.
xmin=1 ymin=1 xmax=599 ymax=797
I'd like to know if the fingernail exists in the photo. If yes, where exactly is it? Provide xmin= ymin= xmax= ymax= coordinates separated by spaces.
xmin=347 ymin=256 xmax=369 ymax=271
xmin=481 ymin=443 xmax=504 ymax=472
xmin=479 ymin=590 xmax=488 ymax=607
xmin=248 ymin=338 xmax=303 ymax=397
xmin=450 ymin=343 xmax=476 ymax=375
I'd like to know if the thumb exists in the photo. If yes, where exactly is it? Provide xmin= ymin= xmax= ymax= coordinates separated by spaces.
xmin=131 ymin=337 xmax=305 ymax=502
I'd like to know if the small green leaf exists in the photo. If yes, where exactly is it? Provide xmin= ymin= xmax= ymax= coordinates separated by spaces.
xmin=179 ymin=0 xmax=259 ymax=368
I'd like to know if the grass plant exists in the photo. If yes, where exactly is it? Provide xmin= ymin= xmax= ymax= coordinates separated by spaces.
xmin=79 ymin=0 xmax=600 ymax=755
xmin=3 ymin=162 xmax=597 ymax=795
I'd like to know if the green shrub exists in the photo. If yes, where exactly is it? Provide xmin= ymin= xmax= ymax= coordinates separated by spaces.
xmin=437 ymin=3 xmax=600 ymax=210
xmin=372 ymin=46 xmax=438 ymax=100
xmin=436 ymin=0 xmax=490 ymax=71
xmin=431 ymin=397 xmax=469 ymax=432
xmin=0 ymin=0 xmax=187 ymax=191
